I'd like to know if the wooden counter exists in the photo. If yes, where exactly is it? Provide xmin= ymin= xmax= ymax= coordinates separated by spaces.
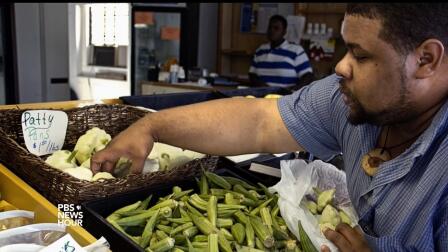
xmin=0 ymin=98 xmax=122 ymax=110
xmin=141 ymin=81 xmax=238 ymax=95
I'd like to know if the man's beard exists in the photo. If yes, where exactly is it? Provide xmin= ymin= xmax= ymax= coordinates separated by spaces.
xmin=339 ymin=73 xmax=417 ymax=126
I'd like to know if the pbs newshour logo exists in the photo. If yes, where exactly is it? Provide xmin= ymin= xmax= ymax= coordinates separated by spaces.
xmin=57 ymin=204 xmax=83 ymax=226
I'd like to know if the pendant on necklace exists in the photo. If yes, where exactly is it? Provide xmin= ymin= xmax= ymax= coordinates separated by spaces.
xmin=361 ymin=148 xmax=391 ymax=176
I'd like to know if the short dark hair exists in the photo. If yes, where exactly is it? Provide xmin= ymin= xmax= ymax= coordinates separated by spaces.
xmin=269 ymin=15 xmax=287 ymax=30
xmin=346 ymin=3 xmax=448 ymax=55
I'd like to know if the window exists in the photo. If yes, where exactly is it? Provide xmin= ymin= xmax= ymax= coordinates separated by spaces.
xmin=84 ymin=3 xmax=129 ymax=69
xmin=89 ymin=3 xmax=129 ymax=46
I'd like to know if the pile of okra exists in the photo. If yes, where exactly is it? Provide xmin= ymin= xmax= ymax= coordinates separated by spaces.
xmin=106 ymin=171 xmax=316 ymax=252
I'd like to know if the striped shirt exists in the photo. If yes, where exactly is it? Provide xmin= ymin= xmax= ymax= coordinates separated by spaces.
xmin=278 ymin=74 xmax=448 ymax=251
xmin=249 ymin=40 xmax=313 ymax=87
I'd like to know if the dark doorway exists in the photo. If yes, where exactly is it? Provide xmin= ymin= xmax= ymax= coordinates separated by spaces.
xmin=0 ymin=3 xmax=18 ymax=104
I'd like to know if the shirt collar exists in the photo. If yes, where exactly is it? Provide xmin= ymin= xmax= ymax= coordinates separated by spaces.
xmin=270 ymin=39 xmax=288 ymax=50
xmin=362 ymin=98 xmax=448 ymax=194
xmin=409 ymin=99 xmax=448 ymax=156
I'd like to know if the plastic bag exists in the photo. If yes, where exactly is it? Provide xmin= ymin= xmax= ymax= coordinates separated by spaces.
xmin=83 ymin=237 xmax=111 ymax=252
xmin=270 ymin=159 xmax=358 ymax=252
xmin=39 ymin=233 xmax=87 ymax=252
xmin=41 ymin=234 xmax=110 ymax=252
xmin=0 ymin=223 xmax=66 ymax=247
xmin=0 ymin=244 xmax=43 ymax=252
xmin=0 ymin=210 xmax=34 ymax=231
xmin=0 ymin=235 xmax=110 ymax=252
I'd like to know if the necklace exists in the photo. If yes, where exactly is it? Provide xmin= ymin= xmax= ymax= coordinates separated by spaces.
xmin=361 ymin=125 xmax=428 ymax=176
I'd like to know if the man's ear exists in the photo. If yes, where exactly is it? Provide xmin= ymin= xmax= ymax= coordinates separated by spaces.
xmin=414 ymin=39 xmax=445 ymax=79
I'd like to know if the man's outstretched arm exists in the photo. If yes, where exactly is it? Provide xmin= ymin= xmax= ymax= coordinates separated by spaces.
xmin=91 ymin=97 xmax=303 ymax=174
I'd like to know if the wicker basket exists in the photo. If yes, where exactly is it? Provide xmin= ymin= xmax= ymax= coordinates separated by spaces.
xmin=0 ymin=104 xmax=218 ymax=205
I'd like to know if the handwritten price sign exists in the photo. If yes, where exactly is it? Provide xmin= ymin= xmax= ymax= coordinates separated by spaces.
xmin=21 ymin=110 xmax=68 ymax=156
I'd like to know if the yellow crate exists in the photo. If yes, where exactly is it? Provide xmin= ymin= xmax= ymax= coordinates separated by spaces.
xmin=0 ymin=163 xmax=96 ymax=246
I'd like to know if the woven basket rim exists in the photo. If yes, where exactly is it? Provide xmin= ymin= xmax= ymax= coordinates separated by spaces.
xmin=0 ymin=104 xmax=156 ymax=184
xmin=0 ymin=103 xmax=137 ymax=112
xmin=0 ymin=103 xmax=219 ymax=204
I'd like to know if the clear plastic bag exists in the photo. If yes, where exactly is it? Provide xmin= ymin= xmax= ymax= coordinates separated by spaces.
xmin=0 ymin=235 xmax=111 ymax=252
xmin=83 ymin=237 xmax=111 ymax=252
xmin=0 ymin=210 xmax=34 ymax=231
xmin=0 ymin=223 xmax=66 ymax=247
xmin=270 ymin=159 xmax=359 ymax=252
xmin=0 ymin=243 xmax=44 ymax=252
xmin=40 ymin=234 xmax=110 ymax=252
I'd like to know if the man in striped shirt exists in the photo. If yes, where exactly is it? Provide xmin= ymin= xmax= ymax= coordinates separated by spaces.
xmin=93 ymin=3 xmax=448 ymax=251
xmin=249 ymin=15 xmax=314 ymax=89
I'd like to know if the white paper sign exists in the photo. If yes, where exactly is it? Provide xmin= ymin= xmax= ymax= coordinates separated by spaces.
xmin=40 ymin=233 xmax=87 ymax=252
xmin=21 ymin=110 xmax=68 ymax=156
xmin=285 ymin=15 xmax=306 ymax=44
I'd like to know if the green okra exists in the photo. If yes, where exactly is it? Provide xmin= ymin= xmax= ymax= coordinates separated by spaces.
xmin=193 ymin=235 xmax=208 ymax=242
xmin=207 ymin=195 xmax=218 ymax=227
xmin=221 ymin=176 xmax=258 ymax=190
xmin=257 ymin=182 xmax=273 ymax=198
xmin=249 ymin=198 xmax=273 ymax=216
xmin=234 ymin=184 xmax=258 ymax=202
xmin=249 ymin=215 xmax=274 ymax=248
xmin=140 ymin=209 xmax=160 ymax=248
xmin=298 ymin=220 xmax=318 ymax=252
xmin=166 ymin=217 xmax=192 ymax=224
xmin=205 ymin=171 xmax=232 ymax=190
xmin=231 ymin=223 xmax=245 ymax=245
xmin=155 ymin=230 xmax=168 ymax=240
xmin=219 ymin=227 xmax=234 ymax=241
xmin=113 ymin=200 xmax=142 ymax=214
xmin=149 ymin=237 xmax=175 ymax=252
xmin=208 ymin=233 xmax=219 ymax=252
xmin=170 ymin=222 xmax=194 ymax=236
xmin=199 ymin=173 xmax=209 ymax=195
xmin=246 ymin=218 xmax=255 ymax=248
xmin=137 ymin=195 xmax=153 ymax=210
xmin=182 ymin=226 xmax=199 ymax=238
xmin=156 ymin=224 xmax=172 ymax=234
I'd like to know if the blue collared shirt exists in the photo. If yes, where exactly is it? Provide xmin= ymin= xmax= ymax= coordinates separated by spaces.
xmin=249 ymin=40 xmax=312 ymax=87
xmin=278 ymin=74 xmax=448 ymax=251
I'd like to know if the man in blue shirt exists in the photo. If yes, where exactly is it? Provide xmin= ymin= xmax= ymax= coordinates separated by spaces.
xmin=92 ymin=4 xmax=448 ymax=251
xmin=249 ymin=15 xmax=314 ymax=90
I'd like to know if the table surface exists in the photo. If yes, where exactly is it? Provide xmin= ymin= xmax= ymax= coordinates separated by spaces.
xmin=0 ymin=98 xmax=122 ymax=110
xmin=141 ymin=81 xmax=240 ymax=91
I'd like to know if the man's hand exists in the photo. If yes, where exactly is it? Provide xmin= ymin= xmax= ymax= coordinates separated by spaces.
xmin=321 ymin=224 xmax=372 ymax=252
xmin=90 ymin=119 xmax=154 ymax=175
